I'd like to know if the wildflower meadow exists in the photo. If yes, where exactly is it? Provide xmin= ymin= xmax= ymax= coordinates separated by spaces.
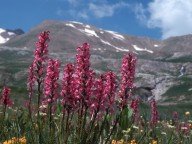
xmin=0 ymin=31 xmax=192 ymax=144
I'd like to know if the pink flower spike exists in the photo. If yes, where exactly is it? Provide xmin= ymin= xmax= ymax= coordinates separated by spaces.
xmin=60 ymin=63 xmax=76 ymax=111
xmin=74 ymin=43 xmax=95 ymax=105
xmin=130 ymin=99 xmax=139 ymax=123
xmin=150 ymin=98 xmax=159 ymax=128
xmin=1 ymin=87 xmax=13 ymax=107
xmin=27 ymin=62 xmax=35 ymax=99
xmin=43 ymin=58 xmax=60 ymax=105
xmin=173 ymin=111 xmax=178 ymax=119
xmin=27 ymin=31 xmax=50 ymax=104
xmin=118 ymin=52 xmax=137 ymax=106
xmin=34 ymin=31 xmax=50 ymax=62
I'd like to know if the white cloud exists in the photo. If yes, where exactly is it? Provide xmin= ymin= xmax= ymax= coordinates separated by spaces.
xmin=57 ymin=1 xmax=129 ymax=20
xmin=134 ymin=3 xmax=148 ymax=25
xmin=66 ymin=9 xmax=89 ymax=19
xmin=135 ymin=0 xmax=192 ymax=39
xmin=89 ymin=2 xmax=129 ymax=18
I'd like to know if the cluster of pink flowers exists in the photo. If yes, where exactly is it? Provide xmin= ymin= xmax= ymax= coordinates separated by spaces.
xmin=33 ymin=30 xmax=50 ymax=82
xmin=118 ymin=53 xmax=137 ymax=106
xmin=90 ymin=74 xmax=105 ymax=118
xmin=90 ymin=71 xmax=117 ymax=118
xmin=27 ymin=31 xmax=50 ymax=114
xmin=74 ymin=43 xmax=95 ymax=105
xmin=103 ymin=71 xmax=117 ymax=113
xmin=25 ymin=32 xmax=139 ymax=132
xmin=1 ymin=87 xmax=13 ymax=107
xmin=43 ymin=58 xmax=60 ymax=107
xmin=34 ymin=31 xmax=50 ymax=64
xmin=27 ymin=31 xmax=50 ymax=99
xmin=150 ymin=99 xmax=159 ymax=128
xmin=60 ymin=64 xmax=75 ymax=111
xmin=130 ymin=99 xmax=139 ymax=123
xmin=173 ymin=111 xmax=178 ymax=119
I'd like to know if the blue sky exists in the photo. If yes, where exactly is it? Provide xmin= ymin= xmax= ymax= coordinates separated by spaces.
xmin=1 ymin=0 xmax=192 ymax=39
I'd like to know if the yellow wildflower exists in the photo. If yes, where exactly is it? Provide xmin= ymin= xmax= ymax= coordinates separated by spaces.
xmin=3 ymin=136 xmax=27 ymax=144
xmin=117 ymin=139 xmax=124 ymax=144
xmin=127 ymin=128 xmax=131 ymax=132
xmin=111 ymin=139 xmax=117 ymax=144
xmin=129 ymin=139 xmax=137 ymax=144
xmin=151 ymin=140 xmax=157 ymax=144
xmin=185 ymin=111 xmax=190 ymax=116
xmin=19 ymin=136 xmax=27 ymax=144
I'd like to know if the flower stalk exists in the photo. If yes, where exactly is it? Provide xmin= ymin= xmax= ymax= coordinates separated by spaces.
xmin=1 ymin=87 xmax=12 ymax=120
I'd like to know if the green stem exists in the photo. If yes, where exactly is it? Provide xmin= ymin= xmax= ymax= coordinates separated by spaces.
xmin=49 ymin=102 xmax=53 ymax=139
xmin=89 ymin=109 xmax=99 ymax=135
xmin=61 ymin=107 xmax=65 ymax=140
xmin=104 ymin=105 xmax=126 ymax=144
xmin=2 ymin=105 xmax=7 ymax=121
xmin=64 ymin=111 xmax=70 ymax=144
xmin=37 ymin=75 xmax=42 ymax=143
xmin=82 ymin=106 xmax=88 ymax=131
xmin=97 ymin=110 xmax=109 ymax=143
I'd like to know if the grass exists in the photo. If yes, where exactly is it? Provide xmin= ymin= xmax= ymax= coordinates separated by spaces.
xmin=162 ymin=76 xmax=192 ymax=103
xmin=163 ymin=83 xmax=192 ymax=97
xmin=139 ymin=102 xmax=192 ymax=120
xmin=1 ymin=101 xmax=192 ymax=143
xmin=166 ymin=55 xmax=192 ymax=63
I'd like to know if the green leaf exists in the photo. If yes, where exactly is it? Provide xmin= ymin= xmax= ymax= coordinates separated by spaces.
xmin=128 ymin=108 xmax=133 ymax=119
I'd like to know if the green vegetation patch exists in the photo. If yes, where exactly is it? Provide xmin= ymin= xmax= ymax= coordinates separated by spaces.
xmin=166 ymin=55 xmax=192 ymax=63
xmin=163 ymin=83 xmax=192 ymax=97
xmin=163 ymin=76 xmax=192 ymax=98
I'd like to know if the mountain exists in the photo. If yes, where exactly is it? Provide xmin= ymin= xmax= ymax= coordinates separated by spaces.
xmin=0 ymin=28 xmax=24 ymax=44
xmin=3 ymin=20 xmax=160 ymax=57
xmin=0 ymin=20 xmax=192 ymax=105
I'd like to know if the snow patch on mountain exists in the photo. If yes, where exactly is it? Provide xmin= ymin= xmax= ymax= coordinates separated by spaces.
xmin=0 ymin=37 xmax=9 ymax=44
xmin=66 ymin=23 xmax=76 ymax=28
xmin=154 ymin=44 xmax=159 ymax=47
xmin=0 ymin=28 xmax=20 ymax=44
xmin=0 ymin=28 xmax=6 ymax=33
xmin=132 ymin=45 xmax=153 ymax=53
xmin=85 ymin=25 xmax=91 ymax=28
xmin=100 ymin=39 xmax=129 ymax=52
xmin=93 ymin=47 xmax=107 ymax=53
xmin=8 ymin=32 xmax=15 ymax=36
xmin=93 ymin=48 xmax=102 ymax=50
xmin=0 ymin=28 xmax=9 ymax=44
xmin=106 ymin=30 xmax=125 ymax=41
xmin=84 ymin=28 xmax=99 ymax=38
